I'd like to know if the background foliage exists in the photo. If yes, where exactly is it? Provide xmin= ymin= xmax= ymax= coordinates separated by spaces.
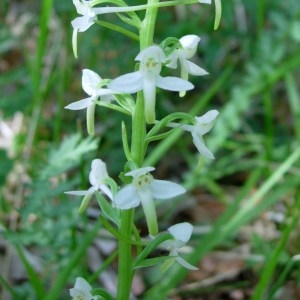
xmin=1 ymin=0 xmax=300 ymax=299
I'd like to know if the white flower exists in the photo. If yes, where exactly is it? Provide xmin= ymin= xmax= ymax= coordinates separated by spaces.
xmin=113 ymin=166 xmax=185 ymax=209
xmin=71 ymin=1 xmax=148 ymax=57
xmin=71 ymin=0 xmax=98 ymax=57
xmin=162 ymin=222 xmax=198 ymax=270
xmin=108 ymin=45 xmax=194 ymax=123
xmin=114 ymin=166 xmax=185 ymax=235
xmin=65 ymin=159 xmax=113 ymax=200
xmin=167 ymin=35 xmax=208 ymax=96
xmin=69 ymin=277 xmax=97 ymax=300
xmin=181 ymin=110 xmax=219 ymax=159
xmin=65 ymin=69 xmax=115 ymax=110
xmin=65 ymin=69 xmax=115 ymax=135
xmin=72 ymin=0 xmax=97 ymax=32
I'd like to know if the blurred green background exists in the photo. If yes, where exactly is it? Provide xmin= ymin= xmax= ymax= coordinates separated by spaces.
xmin=1 ymin=0 xmax=300 ymax=299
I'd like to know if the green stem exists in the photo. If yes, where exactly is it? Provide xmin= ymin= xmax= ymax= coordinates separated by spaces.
xmin=131 ymin=92 xmax=146 ymax=166
xmin=140 ymin=0 xmax=159 ymax=49
xmin=116 ymin=1 xmax=159 ymax=298
xmin=116 ymin=209 xmax=134 ymax=300
xmin=256 ymin=0 xmax=265 ymax=35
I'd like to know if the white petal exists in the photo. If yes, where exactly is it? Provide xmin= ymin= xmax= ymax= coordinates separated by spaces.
xmin=192 ymin=132 xmax=214 ymax=159
xmin=70 ymin=277 xmax=92 ymax=297
xmin=135 ymin=45 xmax=165 ymax=63
xmin=71 ymin=16 xmax=94 ymax=32
xmin=113 ymin=185 xmax=140 ymax=209
xmin=65 ymin=97 xmax=93 ymax=110
xmin=180 ymin=35 xmax=200 ymax=59
xmin=108 ymin=72 xmax=143 ymax=93
xmin=150 ymin=179 xmax=185 ymax=199
xmin=195 ymin=110 xmax=219 ymax=135
xmin=82 ymin=69 xmax=102 ymax=95
xmin=168 ymin=222 xmax=193 ymax=244
xmin=96 ymin=88 xmax=117 ymax=97
xmin=156 ymin=76 xmax=194 ymax=92
xmin=199 ymin=0 xmax=212 ymax=3
xmin=138 ymin=186 xmax=154 ymax=209
xmin=184 ymin=60 xmax=208 ymax=76
xmin=72 ymin=0 xmax=84 ymax=14
xmin=75 ymin=276 xmax=92 ymax=292
xmin=178 ymin=124 xmax=194 ymax=132
xmin=166 ymin=51 xmax=179 ymax=69
xmin=98 ymin=184 xmax=113 ymax=200
xmin=73 ymin=0 xmax=87 ymax=15
xmin=126 ymin=166 xmax=155 ymax=178
xmin=89 ymin=159 xmax=109 ymax=185
xmin=196 ymin=109 xmax=219 ymax=123
xmin=176 ymin=255 xmax=198 ymax=270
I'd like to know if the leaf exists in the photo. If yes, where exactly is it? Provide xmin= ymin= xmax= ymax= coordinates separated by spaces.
xmin=40 ymin=134 xmax=98 ymax=179
xmin=96 ymin=192 xmax=120 ymax=227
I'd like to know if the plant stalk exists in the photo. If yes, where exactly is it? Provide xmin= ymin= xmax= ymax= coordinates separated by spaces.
xmin=116 ymin=1 xmax=159 ymax=298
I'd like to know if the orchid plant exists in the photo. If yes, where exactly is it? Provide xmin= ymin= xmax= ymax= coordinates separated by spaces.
xmin=66 ymin=0 xmax=222 ymax=299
